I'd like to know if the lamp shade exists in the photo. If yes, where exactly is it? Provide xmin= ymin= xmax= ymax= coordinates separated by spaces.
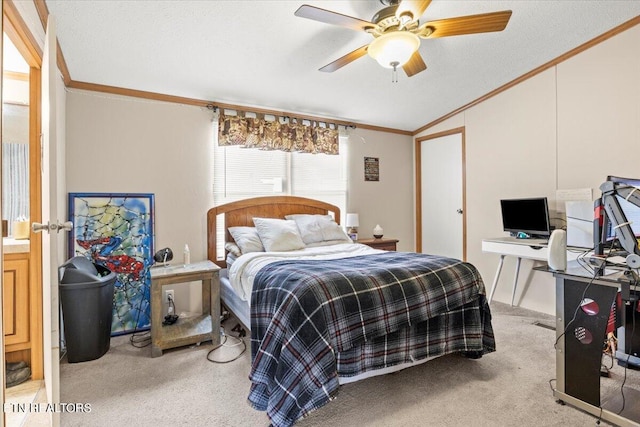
xmin=368 ymin=31 xmax=420 ymax=69
xmin=345 ymin=213 xmax=359 ymax=228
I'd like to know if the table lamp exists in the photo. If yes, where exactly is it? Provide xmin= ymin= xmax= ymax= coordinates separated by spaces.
xmin=346 ymin=213 xmax=359 ymax=241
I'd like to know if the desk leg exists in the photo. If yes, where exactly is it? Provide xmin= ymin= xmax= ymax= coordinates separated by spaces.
xmin=511 ymin=257 xmax=522 ymax=306
xmin=488 ymin=255 xmax=506 ymax=303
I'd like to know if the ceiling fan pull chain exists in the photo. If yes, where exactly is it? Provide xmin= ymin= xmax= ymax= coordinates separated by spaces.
xmin=391 ymin=61 xmax=399 ymax=83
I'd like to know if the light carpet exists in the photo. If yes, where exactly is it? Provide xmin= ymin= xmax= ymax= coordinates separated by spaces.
xmin=60 ymin=302 xmax=636 ymax=426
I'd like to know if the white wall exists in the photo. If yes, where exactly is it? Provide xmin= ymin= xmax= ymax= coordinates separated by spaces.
xmin=556 ymin=25 xmax=640 ymax=189
xmin=416 ymin=24 xmax=640 ymax=314
xmin=65 ymin=92 xmax=215 ymax=312
xmin=65 ymin=91 xmax=415 ymax=312
xmin=346 ymin=128 xmax=414 ymax=251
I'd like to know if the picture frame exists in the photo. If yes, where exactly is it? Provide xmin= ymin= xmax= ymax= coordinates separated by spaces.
xmin=68 ymin=193 xmax=155 ymax=336
xmin=364 ymin=156 xmax=379 ymax=181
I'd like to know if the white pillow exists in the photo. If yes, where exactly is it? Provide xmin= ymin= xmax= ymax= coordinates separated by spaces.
xmin=228 ymin=226 xmax=265 ymax=254
xmin=285 ymin=214 xmax=329 ymax=244
xmin=224 ymin=242 xmax=242 ymax=257
xmin=226 ymin=252 xmax=238 ymax=269
xmin=253 ymin=218 xmax=306 ymax=252
xmin=285 ymin=214 xmax=351 ymax=244
xmin=320 ymin=220 xmax=351 ymax=242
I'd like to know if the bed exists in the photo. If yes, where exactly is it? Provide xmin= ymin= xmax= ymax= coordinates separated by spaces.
xmin=207 ymin=196 xmax=495 ymax=427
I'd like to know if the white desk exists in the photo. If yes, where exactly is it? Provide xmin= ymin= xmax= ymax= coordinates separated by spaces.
xmin=482 ymin=237 xmax=580 ymax=306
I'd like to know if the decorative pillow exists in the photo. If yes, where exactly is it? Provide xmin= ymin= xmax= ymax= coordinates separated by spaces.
xmin=224 ymin=242 xmax=242 ymax=257
xmin=253 ymin=217 xmax=306 ymax=252
xmin=285 ymin=214 xmax=351 ymax=244
xmin=320 ymin=220 xmax=351 ymax=242
xmin=228 ymin=226 xmax=265 ymax=254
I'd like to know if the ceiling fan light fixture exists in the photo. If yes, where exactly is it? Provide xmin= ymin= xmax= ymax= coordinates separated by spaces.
xmin=368 ymin=31 xmax=420 ymax=69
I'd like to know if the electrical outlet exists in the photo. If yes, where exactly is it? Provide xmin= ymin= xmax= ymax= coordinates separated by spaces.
xmin=164 ymin=289 xmax=174 ymax=304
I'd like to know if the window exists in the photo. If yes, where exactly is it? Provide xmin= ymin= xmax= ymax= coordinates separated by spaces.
xmin=213 ymin=122 xmax=347 ymax=213
xmin=2 ymin=140 xmax=29 ymax=234
xmin=212 ymin=121 xmax=348 ymax=257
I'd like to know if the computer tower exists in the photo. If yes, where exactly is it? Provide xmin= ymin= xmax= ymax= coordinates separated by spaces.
xmin=615 ymin=296 xmax=640 ymax=368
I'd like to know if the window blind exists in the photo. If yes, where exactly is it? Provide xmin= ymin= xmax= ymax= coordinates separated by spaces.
xmin=2 ymin=142 xmax=29 ymax=236
xmin=290 ymin=139 xmax=348 ymax=221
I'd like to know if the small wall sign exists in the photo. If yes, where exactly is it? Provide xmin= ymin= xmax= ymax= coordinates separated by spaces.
xmin=364 ymin=157 xmax=379 ymax=181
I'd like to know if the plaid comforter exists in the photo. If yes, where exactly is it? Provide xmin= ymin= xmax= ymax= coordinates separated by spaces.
xmin=248 ymin=251 xmax=495 ymax=427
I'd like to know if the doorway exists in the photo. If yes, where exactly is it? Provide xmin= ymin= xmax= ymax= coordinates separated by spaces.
xmin=415 ymin=127 xmax=466 ymax=260
xmin=2 ymin=20 xmax=44 ymax=427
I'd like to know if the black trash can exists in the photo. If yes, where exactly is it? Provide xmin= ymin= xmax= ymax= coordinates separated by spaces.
xmin=59 ymin=256 xmax=116 ymax=363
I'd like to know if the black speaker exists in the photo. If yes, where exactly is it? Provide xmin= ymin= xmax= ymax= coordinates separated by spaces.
xmin=153 ymin=248 xmax=173 ymax=263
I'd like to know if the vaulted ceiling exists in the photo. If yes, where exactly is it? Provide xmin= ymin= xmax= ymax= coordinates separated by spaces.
xmin=42 ymin=1 xmax=640 ymax=133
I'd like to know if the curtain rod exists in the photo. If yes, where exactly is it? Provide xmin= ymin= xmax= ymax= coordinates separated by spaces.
xmin=207 ymin=103 xmax=357 ymax=129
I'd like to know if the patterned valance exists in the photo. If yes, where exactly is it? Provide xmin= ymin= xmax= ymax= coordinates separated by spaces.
xmin=218 ymin=111 xmax=339 ymax=155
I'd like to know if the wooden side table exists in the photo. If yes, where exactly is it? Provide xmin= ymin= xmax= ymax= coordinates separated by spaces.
xmin=150 ymin=260 xmax=221 ymax=357
xmin=357 ymin=238 xmax=398 ymax=251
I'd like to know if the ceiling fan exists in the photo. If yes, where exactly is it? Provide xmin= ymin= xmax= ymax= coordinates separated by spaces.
xmin=295 ymin=0 xmax=512 ymax=78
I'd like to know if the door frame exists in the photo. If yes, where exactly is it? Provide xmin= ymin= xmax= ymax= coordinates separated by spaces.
xmin=415 ymin=127 xmax=467 ymax=259
xmin=3 ymin=0 xmax=44 ymax=380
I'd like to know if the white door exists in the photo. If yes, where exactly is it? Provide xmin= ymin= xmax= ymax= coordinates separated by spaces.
xmin=38 ymin=16 xmax=64 ymax=427
xmin=420 ymin=132 xmax=464 ymax=259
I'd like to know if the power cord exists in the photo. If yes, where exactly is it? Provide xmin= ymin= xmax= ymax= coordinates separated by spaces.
xmin=553 ymin=273 xmax=598 ymax=350
xmin=554 ymin=240 xmax=619 ymax=350
xmin=129 ymin=279 xmax=151 ymax=348
xmin=206 ymin=322 xmax=247 ymax=364
xmin=616 ymin=275 xmax=638 ymax=416
xmin=574 ymin=245 xmax=599 ymax=276
xmin=162 ymin=294 xmax=178 ymax=325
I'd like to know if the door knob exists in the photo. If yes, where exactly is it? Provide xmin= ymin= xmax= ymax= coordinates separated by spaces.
xmin=456 ymin=209 xmax=463 ymax=214
xmin=58 ymin=221 xmax=73 ymax=232
xmin=32 ymin=221 xmax=73 ymax=234
xmin=32 ymin=222 xmax=51 ymax=233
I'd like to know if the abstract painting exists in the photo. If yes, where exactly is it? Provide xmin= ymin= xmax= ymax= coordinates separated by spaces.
xmin=68 ymin=193 xmax=155 ymax=335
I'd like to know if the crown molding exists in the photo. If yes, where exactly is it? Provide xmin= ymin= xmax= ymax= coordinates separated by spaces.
xmin=413 ymin=15 xmax=640 ymax=135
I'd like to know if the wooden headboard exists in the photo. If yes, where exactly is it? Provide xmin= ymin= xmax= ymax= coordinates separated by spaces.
xmin=207 ymin=196 xmax=341 ymax=268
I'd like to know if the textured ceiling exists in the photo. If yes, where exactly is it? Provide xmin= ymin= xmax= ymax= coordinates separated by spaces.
xmin=44 ymin=1 xmax=640 ymax=132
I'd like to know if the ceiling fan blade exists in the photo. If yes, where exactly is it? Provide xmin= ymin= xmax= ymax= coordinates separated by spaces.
xmin=319 ymin=45 xmax=369 ymax=73
xmin=396 ymin=0 xmax=432 ymax=22
xmin=295 ymin=4 xmax=375 ymax=32
xmin=419 ymin=10 xmax=512 ymax=38
xmin=403 ymin=51 xmax=427 ymax=77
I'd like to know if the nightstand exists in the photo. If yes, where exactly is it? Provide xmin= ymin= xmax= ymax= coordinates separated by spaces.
xmin=150 ymin=260 xmax=220 ymax=357
xmin=357 ymin=238 xmax=398 ymax=251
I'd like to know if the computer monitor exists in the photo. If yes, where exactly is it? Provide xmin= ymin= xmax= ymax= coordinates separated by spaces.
xmin=500 ymin=197 xmax=551 ymax=238
xmin=605 ymin=175 xmax=640 ymax=241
